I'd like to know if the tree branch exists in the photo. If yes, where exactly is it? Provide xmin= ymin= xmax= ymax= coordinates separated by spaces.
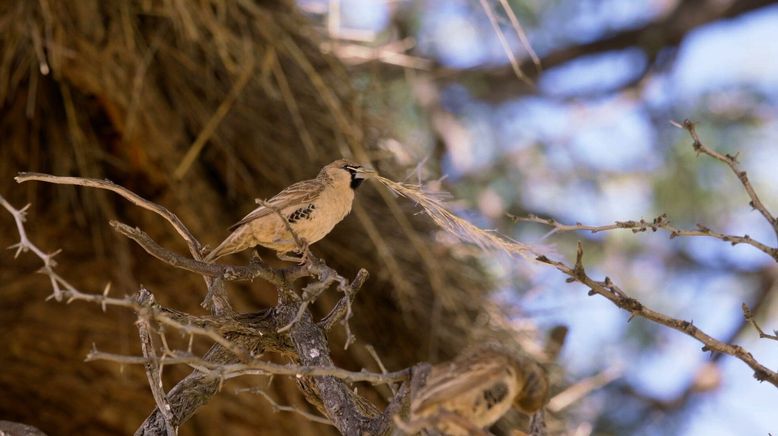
xmin=135 ymin=289 xmax=177 ymax=436
xmin=676 ymin=119 xmax=778 ymax=241
xmin=15 ymin=172 xmax=203 ymax=257
xmin=432 ymin=0 xmax=778 ymax=101
xmin=511 ymin=213 xmax=778 ymax=261
xmin=535 ymin=243 xmax=778 ymax=387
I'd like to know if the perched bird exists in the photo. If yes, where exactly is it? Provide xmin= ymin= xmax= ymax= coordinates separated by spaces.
xmin=402 ymin=345 xmax=549 ymax=435
xmin=205 ymin=159 xmax=373 ymax=262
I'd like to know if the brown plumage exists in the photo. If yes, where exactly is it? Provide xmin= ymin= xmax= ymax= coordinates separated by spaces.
xmin=205 ymin=159 xmax=372 ymax=262
xmin=404 ymin=345 xmax=549 ymax=435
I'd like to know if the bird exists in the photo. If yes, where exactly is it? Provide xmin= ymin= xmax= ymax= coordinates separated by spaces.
xmin=204 ymin=159 xmax=373 ymax=262
xmin=401 ymin=344 xmax=549 ymax=435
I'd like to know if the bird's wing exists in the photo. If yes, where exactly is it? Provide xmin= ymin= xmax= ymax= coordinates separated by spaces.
xmin=228 ymin=179 xmax=325 ymax=230
xmin=412 ymin=357 xmax=510 ymax=414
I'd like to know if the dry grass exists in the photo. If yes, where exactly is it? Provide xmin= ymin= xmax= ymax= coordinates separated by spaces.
xmin=375 ymin=175 xmax=542 ymax=260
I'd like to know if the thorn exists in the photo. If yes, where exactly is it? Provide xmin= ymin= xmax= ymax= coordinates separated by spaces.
xmin=574 ymin=241 xmax=585 ymax=278
xmin=741 ymin=303 xmax=752 ymax=319
xmin=8 ymin=242 xmax=25 ymax=258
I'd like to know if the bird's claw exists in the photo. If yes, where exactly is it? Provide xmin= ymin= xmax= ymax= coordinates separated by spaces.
xmin=277 ymin=240 xmax=311 ymax=265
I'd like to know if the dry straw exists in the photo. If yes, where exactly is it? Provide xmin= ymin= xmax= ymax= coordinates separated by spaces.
xmin=375 ymin=175 xmax=541 ymax=260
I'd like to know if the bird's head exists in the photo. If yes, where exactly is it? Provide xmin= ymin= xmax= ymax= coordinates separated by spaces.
xmin=321 ymin=159 xmax=375 ymax=190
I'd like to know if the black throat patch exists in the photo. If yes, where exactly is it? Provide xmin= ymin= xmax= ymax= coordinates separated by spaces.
xmin=350 ymin=176 xmax=364 ymax=189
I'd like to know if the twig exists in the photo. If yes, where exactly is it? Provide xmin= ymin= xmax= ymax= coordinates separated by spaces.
xmin=497 ymin=0 xmax=541 ymax=72
xmin=256 ymin=199 xmax=305 ymax=254
xmin=1 ymin=195 xmax=64 ymax=301
xmin=535 ymin=243 xmax=778 ymax=387
xmin=674 ymin=119 xmax=778 ymax=241
xmin=110 ymin=220 xmax=288 ymax=284
xmin=511 ymin=213 xmax=778 ymax=261
xmin=366 ymin=344 xmax=397 ymax=395
xmin=86 ymin=348 xmax=410 ymax=385
xmin=742 ymin=303 xmax=778 ymax=341
xmin=479 ymin=0 xmax=531 ymax=85
xmin=135 ymin=289 xmax=177 ymax=436
xmin=318 ymin=269 xmax=369 ymax=339
xmin=238 ymin=387 xmax=333 ymax=425
xmin=277 ymin=253 xmax=339 ymax=333
xmin=13 ymin=173 xmax=237 ymax=315
xmin=15 ymin=173 xmax=202 ymax=257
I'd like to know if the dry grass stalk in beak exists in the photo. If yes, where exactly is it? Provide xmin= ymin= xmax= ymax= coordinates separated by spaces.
xmin=374 ymin=175 xmax=540 ymax=259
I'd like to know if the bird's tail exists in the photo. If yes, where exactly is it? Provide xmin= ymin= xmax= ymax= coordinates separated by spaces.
xmin=204 ymin=229 xmax=247 ymax=262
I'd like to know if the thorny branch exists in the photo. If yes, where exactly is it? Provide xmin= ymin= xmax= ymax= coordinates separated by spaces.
xmin=742 ymin=303 xmax=778 ymax=342
xmin=14 ymin=171 xmax=233 ymax=314
xmin=511 ymin=213 xmax=778 ymax=262
xmin=237 ymin=387 xmax=333 ymax=426
xmin=2 ymin=174 xmax=410 ymax=435
xmin=534 ymin=244 xmax=778 ymax=387
xmin=14 ymin=172 xmax=203 ymax=257
xmin=511 ymin=118 xmax=778 ymax=388
xmin=85 ymin=348 xmax=409 ymax=385
xmin=675 ymin=119 xmax=778 ymax=241
xmin=135 ymin=290 xmax=177 ymax=436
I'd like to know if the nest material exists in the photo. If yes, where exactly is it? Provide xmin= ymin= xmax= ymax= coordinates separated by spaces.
xmin=0 ymin=1 xmax=512 ymax=435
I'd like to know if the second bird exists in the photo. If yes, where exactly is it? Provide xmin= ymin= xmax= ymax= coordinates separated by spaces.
xmin=205 ymin=159 xmax=372 ymax=262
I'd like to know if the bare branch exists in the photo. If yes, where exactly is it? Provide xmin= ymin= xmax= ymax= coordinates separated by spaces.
xmin=535 ymin=244 xmax=778 ymax=387
xmin=366 ymin=344 xmax=398 ymax=396
xmin=238 ymin=387 xmax=333 ymax=426
xmin=256 ymin=199 xmax=306 ymax=253
xmin=676 ymin=119 xmax=778 ymax=241
xmin=318 ymin=268 xmax=368 ymax=330
xmin=110 ymin=220 xmax=289 ymax=285
xmin=15 ymin=172 xmax=203 ymax=257
xmin=511 ymin=213 xmax=778 ymax=261
xmin=135 ymin=289 xmax=177 ymax=436
xmin=742 ymin=303 xmax=778 ymax=341
xmin=87 ymin=349 xmax=410 ymax=385
xmin=479 ymin=0 xmax=531 ymax=85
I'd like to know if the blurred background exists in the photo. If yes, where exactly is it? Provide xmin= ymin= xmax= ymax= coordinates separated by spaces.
xmin=303 ymin=0 xmax=778 ymax=434
xmin=1 ymin=0 xmax=777 ymax=435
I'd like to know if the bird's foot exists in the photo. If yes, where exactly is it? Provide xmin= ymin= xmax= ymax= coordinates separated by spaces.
xmin=250 ymin=249 xmax=265 ymax=265
xmin=277 ymin=241 xmax=311 ymax=265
